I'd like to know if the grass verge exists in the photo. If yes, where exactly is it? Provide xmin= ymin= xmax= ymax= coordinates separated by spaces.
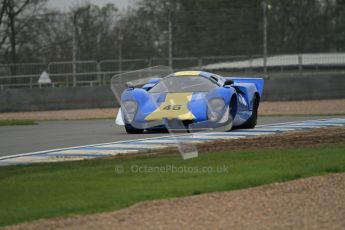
xmin=1 ymin=144 xmax=345 ymax=227
xmin=0 ymin=120 xmax=36 ymax=126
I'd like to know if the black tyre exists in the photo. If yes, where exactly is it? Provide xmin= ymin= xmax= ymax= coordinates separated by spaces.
xmin=125 ymin=124 xmax=144 ymax=134
xmin=241 ymin=94 xmax=259 ymax=129
xmin=226 ymin=112 xmax=233 ymax=131
xmin=226 ymin=97 xmax=236 ymax=131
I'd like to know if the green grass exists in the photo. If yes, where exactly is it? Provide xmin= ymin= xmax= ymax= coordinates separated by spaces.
xmin=1 ymin=144 xmax=345 ymax=227
xmin=0 ymin=119 xmax=36 ymax=126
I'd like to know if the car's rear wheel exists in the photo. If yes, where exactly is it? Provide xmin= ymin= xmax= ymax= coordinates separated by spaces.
xmin=125 ymin=124 xmax=144 ymax=134
xmin=241 ymin=94 xmax=259 ymax=129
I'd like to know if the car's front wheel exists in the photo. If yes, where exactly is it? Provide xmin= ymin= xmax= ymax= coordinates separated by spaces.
xmin=226 ymin=96 xmax=237 ymax=131
xmin=125 ymin=124 xmax=144 ymax=134
xmin=225 ymin=112 xmax=233 ymax=131
xmin=241 ymin=94 xmax=259 ymax=129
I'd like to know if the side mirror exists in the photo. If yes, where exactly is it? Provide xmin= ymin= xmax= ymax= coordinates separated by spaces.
xmin=126 ymin=82 xmax=135 ymax=89
xmin=224 ymin=79 xmax=234 ymax=86
xmin=148 ymin=78 xmax=161 ymax=84
xmin=142 ymin=78 xmax=161 ymax=91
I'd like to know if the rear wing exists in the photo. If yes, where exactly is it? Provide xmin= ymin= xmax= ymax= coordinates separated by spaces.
xmin=225 ymin=77 xmax=264 ymax=97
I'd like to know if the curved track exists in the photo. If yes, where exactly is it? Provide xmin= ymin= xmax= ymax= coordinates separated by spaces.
xmin=0 ymin=115 xmax=344 ymax=159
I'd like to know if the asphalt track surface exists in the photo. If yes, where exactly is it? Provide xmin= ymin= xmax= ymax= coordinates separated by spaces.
xmin=0 ymin=115 xmax=343 ymax=158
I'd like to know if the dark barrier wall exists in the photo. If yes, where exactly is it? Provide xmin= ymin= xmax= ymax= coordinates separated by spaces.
xmin=262 ymin=74 xmax=345 ymax=101
xmin=0 ymin=86 xmax=118 ymax=112
xmin=0 ymin=74 xmax=344 ymax=112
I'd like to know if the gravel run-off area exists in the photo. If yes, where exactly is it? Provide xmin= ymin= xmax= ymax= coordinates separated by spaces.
xmin=4 ymin=173 xmax=345 ymax=230
xmin=0 ymin=99 xmax=344 ymax=121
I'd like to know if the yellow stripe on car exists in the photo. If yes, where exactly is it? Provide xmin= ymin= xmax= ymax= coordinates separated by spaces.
xmin=145 ymin=93 xmax=196 ymax=121
xmin=174 ymin=71 xmax=200 ymax=76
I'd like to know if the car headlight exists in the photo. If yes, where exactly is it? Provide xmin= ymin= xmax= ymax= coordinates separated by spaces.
xmin=123 ymin=101 xmax=137 ymax=123
xmin=123 ymin=100 xmax=137 ymax=114
xmin=208 ymin=98 xmax=225 ymax=112
xmin=207 ymin=98 xmax=225 ymax=122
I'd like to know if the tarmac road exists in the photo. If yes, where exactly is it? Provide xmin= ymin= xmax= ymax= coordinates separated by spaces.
xmin=0 ymin=115 xmax=343 ymax=158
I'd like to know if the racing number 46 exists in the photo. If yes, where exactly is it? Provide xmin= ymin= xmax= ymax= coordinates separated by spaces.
xmin=163 ymin=105 xmax=182 ymax=110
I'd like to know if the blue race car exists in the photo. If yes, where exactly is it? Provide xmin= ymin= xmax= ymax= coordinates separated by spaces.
xmin=116 ymin=70 xmax=264 ymax=134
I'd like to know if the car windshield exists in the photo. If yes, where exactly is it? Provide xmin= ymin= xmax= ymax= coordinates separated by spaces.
xmin=149 ymin=76 xmax=218 ymax=93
